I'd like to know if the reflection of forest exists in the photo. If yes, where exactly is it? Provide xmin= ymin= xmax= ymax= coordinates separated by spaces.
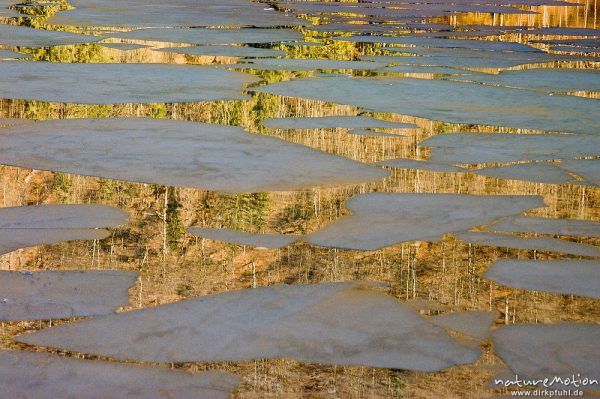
xmin=0 ymin=1 xmax=599 ymax=398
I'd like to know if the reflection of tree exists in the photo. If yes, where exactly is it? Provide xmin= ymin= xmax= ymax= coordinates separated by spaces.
xmin=16 ymin=0 xmax=72 ymax=21
xmin=50 ymin=172 xmax=71 ymax=202
xmin=165 ymin=187 xmax=184 ymax=251
xmin=213 ymin=193 xmax=269 ymax=232
xmin=24 ymin=43 xmax=106 ymax=63
xmin=1 ymin=2 xmax=599 ymax=397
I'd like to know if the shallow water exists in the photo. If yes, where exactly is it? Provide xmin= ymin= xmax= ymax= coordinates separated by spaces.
xmin=0 ymin=0 xmax=599 ymax=397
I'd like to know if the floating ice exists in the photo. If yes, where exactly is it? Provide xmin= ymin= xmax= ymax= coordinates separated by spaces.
xmin=349 ymin=129 xmax=406 ymax=137
xmin=407 ymin=30 xmax=503 ymax=38
xmin=228 ymin=58 xmax=388 ymax=71
xmin=559 ymin=160 xmax=600 ymax=186
xmin=0 ymin=118 xmax=31 ymax=127
xmin=0 ymin=24 xmax=99 ymax=47
xmin=484 ymin=260 xmax=600 ymax=299
xmin=473 ymin=163 xmax=574 ymax=184
xmin=456 ymin=231 xmax=600 ymax=257
xmin=0 ymin=118 xmax=387 ymax=193
xmin=453 ymin=68 xmax=600 ymax=93
xmin=0 ymin=204 xmax=128 ymax=255
xmin=309 ymin=22 xmax=405 ymax=34
xmin=403 ymin=299 xmax=450 ymax=312
xmin=281 ymin=41 xmax=322 ymax=47
xmin=489 ymin=216 xmax=600 ymax=238
xmin=253 ymin=77 xmax=600 ymax=135
xmin=306 ymin=193 xmax=544 ymax=251
xmin=533 ymin=38 xmax=600 ymax=48
xmin=550 ymin=45 xmax=599 ymax=54
xmin=524 ymin=27 xmax=600 ymax=36
xmin=378 ymin=65 xmax=477 ymax=75
xmin=374 ymin=158 xmax=466 ymax=173
xmin=0 ymin=270 xmax=138 ymax=321
xmin=99 ymin=42 xmax=150 ymax=51
xmin=154 ymin=45 xmax=285 ymax=58
xmin=0 ymin=204 xmax=128 ymax=229
xmin=47 ymin=0 xmax=304 ymax=28
xmin=187 ymin=228 xmax=300 ymax=249
xmin=0 ymin=0 xmax=21 ymax=17
xmin=364 ymin=47 xmax=584 ymax=70
xmin=0 ymin=351 xmax=239 ymax=399
xmin=430 ymin=311 xmax=497 ymax=340
xmin=0 ymin=61 xmax=256 ymax=104
xmin=279 ymin=1 xmax=536 ymax=19
xmin=0 ymin=228 xmax=109 ymax=256
xmin=338 ymin=36 xmax=541 ymax=52
xmin=493 ymin=323 xmax=600 ymax=388
xmin=0 ymin=49 xmax=30 ymax=59
xmin=263 ymin=116 xmax=416 ymax=130
xmin=16 ymin=282 xmax=480 ymax=371
xmin=421 ymin=133 xmax=600 ymax=164
xmin=111 ymin=28 xmax=302 ymax=45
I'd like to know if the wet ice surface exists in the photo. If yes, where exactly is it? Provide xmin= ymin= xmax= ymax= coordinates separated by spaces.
xmin=451 ymin=68 xmax=600 ymax=93
xmin=47 ymin=0 xmax=304 ymax=28
xmin=0 ymin=204 xmax=128 ymax=229
xmin=308 ymin=22 xmax=406 ymax=34
xmin=533 ymin=38 xmax=600 ymax=48
xmin=187 ymin=228 xmax=301 ymax=249
xmin=0 ymin=61 xmax=256 ymax=104
xmin=0 ymin=0 xmax=20 ymax=17
xmin=0 ymin=270 xmax=138 ymax=321
xmin=420 ymin=133 xmax=600 ymax=164
xmin=473 ymin=163 xmax=574 ymax=184
xmin=363 ymin=47 xmax=586 ymax=69
xmin=493 ymin=323 xmax=600 ymax=388
xmin=263 ymin=116 xmax=416 ymax=130
xmin=110 ymin=28 xmax=303 ymax=45
xmin=378 ymin=65 xmax=478 ymax=75
xmin=0 ymin=118 xmax=387 ymax=193
xmin=0 ymin=228 xmax=110 ymax=256
xmin=0 ymin=118 xmax=32 ymax=128
xmin=404 ymin=299 xmax=450 ymax=312
xmin=338 ymin=37 xmax=541 ymax=52
xmin=0 ymin=351 xmax=240 ymax=399
xmin=227 ymin=58 xmax=388 ymax=71
xmin=349 ymin=129 xmax=406 ymax=137
xmin=374 ymin=158 xmax=466 ymax=173
xmin=0 ymin=49 xmax=30 ymax=59
xmin=522 ymin=27 xmax=600 ymax=35
xmin=16 ymin=282 xmax=480 ymax=371
xmin=278 ymin=1 xmax=540 ymax=20
xmin=154 ymin=45 xmax=285 ymax=58
xmin=98 ymin=42 xmax=150 ymax=51
xmin=0 ymin=204 xmax=128 ymax=255
xmin=306 ymin=193 xmax=544 ymax=251
xmin=558 ymin=160 xmax=600 ymax=186
xmin=484 ymin=260 xmax=600 ymax=299
xmin=489 ymin=216 xmax=600 ymax=238
xmin=1 ymin=0 xmax=599 ymax=392
xmin=0 ymin=24 xmax=99 ymax=47
xmin=281 ymin=41 xmax=322 ymax=47
xmin=551 ymin=45 xmax=600 ymax=54
xmin=429 ymin=311 xmax=497 ymax=341
xmin=253 ymin=78 xmax=600 ymax=135
xmin=455 ymin=231 xmax=600 ymax=257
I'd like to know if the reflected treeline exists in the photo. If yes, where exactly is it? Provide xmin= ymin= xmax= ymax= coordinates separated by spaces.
xmin=1 ymin=1 xmax=599 ymax=398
